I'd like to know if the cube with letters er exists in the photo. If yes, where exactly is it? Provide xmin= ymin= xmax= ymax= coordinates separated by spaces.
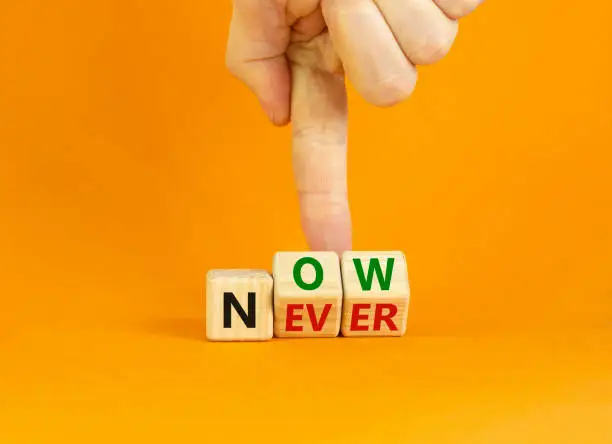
xmin=340 ymin=251 xmax=410 ymax=337
xmin=273 ymin=251 xmax=343 ymax=338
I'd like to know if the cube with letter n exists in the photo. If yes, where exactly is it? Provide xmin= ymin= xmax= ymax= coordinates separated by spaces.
xmin=340 ymin=251 xmax=410 ymax=337
xmin=206 ymin=269 xmax=273 ymax=342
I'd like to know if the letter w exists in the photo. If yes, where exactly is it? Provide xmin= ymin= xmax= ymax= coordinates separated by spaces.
xmin=353 ymin=258 xmax=395 ymax=291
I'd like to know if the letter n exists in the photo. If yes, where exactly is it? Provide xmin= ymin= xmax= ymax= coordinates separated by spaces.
xmin=223 ymin=292 xmax=256 ymax=328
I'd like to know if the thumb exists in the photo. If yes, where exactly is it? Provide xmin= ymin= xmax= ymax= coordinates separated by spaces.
xmin=289 ymin=39 xmax=352 ymax=256
xmin=225 ymin=0 xmax=291 ymax=126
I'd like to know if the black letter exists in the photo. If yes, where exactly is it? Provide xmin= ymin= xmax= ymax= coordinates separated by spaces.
xmin=223 ymin=292 xmax=256 ymax=328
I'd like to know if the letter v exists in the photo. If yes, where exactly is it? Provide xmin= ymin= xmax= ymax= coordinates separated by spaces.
xmin=306 ymin=304 xmax=332 ymax=331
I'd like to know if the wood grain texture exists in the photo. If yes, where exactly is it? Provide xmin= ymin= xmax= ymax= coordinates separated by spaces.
xmin=340 ymin=251 xmax=410 ymax=337
xmin=206 ymin=269 xmax=273 ymax=341
xmin=273 ymin=251 xmax=343 ymax=338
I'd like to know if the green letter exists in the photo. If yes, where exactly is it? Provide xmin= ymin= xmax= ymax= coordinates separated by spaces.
xmin=353 ymin=258 xmax=395 ymax=291
xmin=293 ymin=257 xmax=324 ymax=291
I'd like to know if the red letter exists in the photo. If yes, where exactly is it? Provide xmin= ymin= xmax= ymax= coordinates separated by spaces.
xmin=306 ymin=304 xmax=332 ymax=331
xmin=286 ymin=304 xmax=303 ymax=331
xmin=350 ymin=304 xmax=370 ymax=331
xmin=374 ymin=304 xmax=398 ymax=331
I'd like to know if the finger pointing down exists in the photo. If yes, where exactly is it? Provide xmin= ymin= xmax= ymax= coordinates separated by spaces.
xmin=289 ymin=37 xmax=352 ymax=255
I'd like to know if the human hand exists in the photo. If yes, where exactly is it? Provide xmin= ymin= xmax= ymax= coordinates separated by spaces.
xmin=225 ymin=0 xmax=483 ymax=255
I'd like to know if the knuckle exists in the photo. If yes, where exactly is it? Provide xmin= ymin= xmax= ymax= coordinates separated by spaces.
xmin=224 ymin=41 xmax=248 ymax=80
xmin=410 ymin=27 xmax=457 ymax=65
xmin=366 ymin=72 xmax=417 ymax=107
xmin=439 ymin=0 xmax=482 ymax=19
xmin=224 ymin=52 xmax=242 ymax=77
xmin=460 ymin=0 xmax=483 ymax=16
xmin=299 ymin=191 xmax=350 ymax=217
xmin=293 ymin=124 xmax=346 ymax=147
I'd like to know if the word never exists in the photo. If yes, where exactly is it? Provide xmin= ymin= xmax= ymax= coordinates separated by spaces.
xmin=223 ymin=255 xmax=403 ymax=335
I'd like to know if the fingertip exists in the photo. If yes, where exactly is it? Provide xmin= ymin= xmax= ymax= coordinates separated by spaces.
xmin=261 ymin=100 xmax=291 ymax=127
xmin=254 ymin=60 xmax=292 ymax=126
xmin=300 ymin=193 xmax=353 ymax=257
xmin=227 ymin=55 xmax=292 ymax=127
xmin=271 ymin=114 xmax=291 ymax=127
xmin=305 ymin=225 xmax=353 ymax=258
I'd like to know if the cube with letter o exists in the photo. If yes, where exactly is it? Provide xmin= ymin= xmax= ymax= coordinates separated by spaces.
xmin=273 ymin=252 xmax=343 ymax=338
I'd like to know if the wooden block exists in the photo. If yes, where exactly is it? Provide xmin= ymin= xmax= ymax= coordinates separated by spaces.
xmin=206 ymin=269 xmax=273 ymax=342
xmin=340 ymin=251 xmax=410 ymax=337
xmin=273 ymin=252 xmax=343 ymax=338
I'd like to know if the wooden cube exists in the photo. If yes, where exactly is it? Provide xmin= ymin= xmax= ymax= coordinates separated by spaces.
xmin=340 ymin=251 xmax=410 ymax=337
xmin=206 ymin=269 xmax=273 ymax=342
xmin=273 ymin=252 xmax=343 ymax=338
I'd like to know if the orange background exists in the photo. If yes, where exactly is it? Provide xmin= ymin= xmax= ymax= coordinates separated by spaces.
xmin=1 ymin=1 xmax=611 ymax=442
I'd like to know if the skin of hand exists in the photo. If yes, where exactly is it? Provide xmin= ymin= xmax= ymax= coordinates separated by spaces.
xmin=225 ymin=0 xmax=484 ymax=256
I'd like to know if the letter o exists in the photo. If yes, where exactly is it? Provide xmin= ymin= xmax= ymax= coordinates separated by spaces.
xmin=293 ymin=257 xmax=324 ymax=291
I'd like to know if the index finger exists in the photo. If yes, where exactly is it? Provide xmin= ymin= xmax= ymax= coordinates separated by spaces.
xmin=290 ymin=46 xmax=352 ymax=256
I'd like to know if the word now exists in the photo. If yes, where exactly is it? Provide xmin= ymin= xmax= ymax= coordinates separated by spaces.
xmin=206 ymin=251 xmax=410 ymax=341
